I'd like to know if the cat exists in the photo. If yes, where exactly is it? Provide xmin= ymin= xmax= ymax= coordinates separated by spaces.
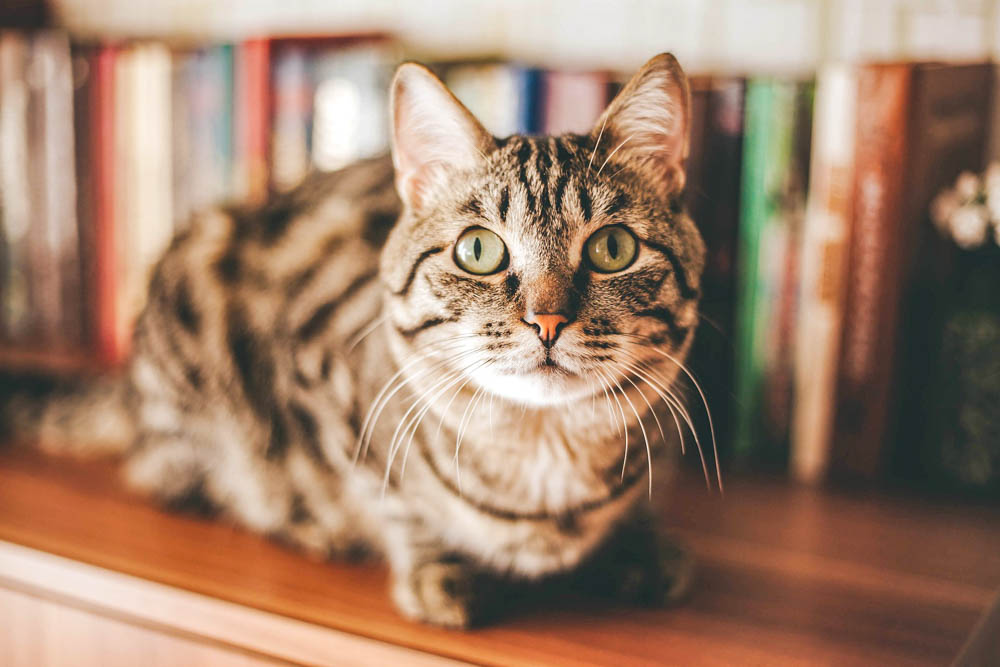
xmin=17 ymin=52 xmax=709 ymax=627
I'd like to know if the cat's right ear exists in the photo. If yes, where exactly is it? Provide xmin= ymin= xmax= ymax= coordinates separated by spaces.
xmin=390 ymin=63 xmax=495 ymax=211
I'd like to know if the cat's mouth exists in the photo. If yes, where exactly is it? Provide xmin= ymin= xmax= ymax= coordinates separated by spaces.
xmin=531 ymin=355 xmax=572 ymax=375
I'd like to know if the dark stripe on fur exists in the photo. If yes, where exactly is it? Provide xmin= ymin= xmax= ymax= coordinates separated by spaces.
xmin=460 ymin=197 xmax=483 ymax=217
xmin=604 ymin=191 xmax=628 ymax=217
xmin=393 ymin=246 xmax=444 ymax=296
xmin=226 ymin=304 xmax=275 ymax=419
xmin=295 ymin=269 xmax=378 ymax=342
xmin=641 ymin=238 xmax=700 ymax=300
xmin=578 ymin=185 xmax=592 ymax=221
xmin=174 ymin=278 xmax=201 ymax=334
xmin=395 ymin=315 xmax=456 ymax=338
xmin=267 ymin=411 xmax=290 ymax=460
xmin=498 ymin=186 xmax=509 ymax=222
xmin=504 ymin=273 xmax=521 ymax=301
xmin=289 ymin=401 xmax=331 ymax=469
xmin=417 ymin=442 xmax=646 ymax=522
xmin=634 ymin=307 xmax=690 ymax=345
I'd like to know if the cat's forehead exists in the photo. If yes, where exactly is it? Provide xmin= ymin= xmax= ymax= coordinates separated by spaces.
xmin=471 ymin=134 xmax=636 ymax=249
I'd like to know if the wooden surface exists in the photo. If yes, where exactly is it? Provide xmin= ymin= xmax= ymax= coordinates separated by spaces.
xmin=1 ymin=446 xmax=998 ymax=666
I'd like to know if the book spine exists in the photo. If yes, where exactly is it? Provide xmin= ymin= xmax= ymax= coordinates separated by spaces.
xmin=733 ymin=80 xmax=771 ymax=461
xmin=40 ymin=32 xmax=82 ymax=349
xmin=235 ymin=38 xmax=270 ymax=205
xmin=733 ymin=79 xmax=800 ymax=463
xmin=72 ymin=44 xmax=95 ymax=350
xmin=542 ymin=70 xmax=609 ymax=135
xmin=270 ymin=47 xmax=312 ymax=191
xmin=216 ymin=44 xmax=235 ymax=199
xmin=829 ymin=64 xmax=912 ymax=479
xmin=86 ymin=45 xmax=120 ymax=364
xmin=791 ymin=65 xmax=857 ymax=483
xmin=25 ymin=34 xmax=63 ymax=345
xmin=0 ymin=33 xmax=33 ymax=342
xmin=130 ymin=43 xmax=174 ymax=313
xmin=760 ymin=81 xmax=813 ymax=462
xmin=514 ymin=66 xmax=542 ymax=134
xmin=684 ymin=77 xmax=745 ymax=458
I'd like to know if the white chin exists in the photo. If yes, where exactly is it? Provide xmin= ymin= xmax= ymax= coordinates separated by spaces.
xmin=471 ymin=366 xmax=594 ymax=406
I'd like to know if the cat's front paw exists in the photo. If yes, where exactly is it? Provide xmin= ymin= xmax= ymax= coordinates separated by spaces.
xmin=581 ymin=530 xmax=696 ymax=607
xmin=633 ymin=534 xmax=696 ymax=606
xmin=392 ymin=559 xmax=480 ymax=628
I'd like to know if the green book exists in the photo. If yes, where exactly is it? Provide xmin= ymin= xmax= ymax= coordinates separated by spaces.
xmin=732 ymin=79 xmax=813 ymax=464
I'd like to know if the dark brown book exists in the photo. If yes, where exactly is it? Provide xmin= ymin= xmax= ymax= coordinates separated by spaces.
xmin=684 ymin=76 xmax=745 ymax=460
xmin=830 ymin=63 xmax=993 ymax=480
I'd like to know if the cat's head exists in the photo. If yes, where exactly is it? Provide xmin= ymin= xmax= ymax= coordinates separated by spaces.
xmin=381 ymin=54 xmax=704 ymax=406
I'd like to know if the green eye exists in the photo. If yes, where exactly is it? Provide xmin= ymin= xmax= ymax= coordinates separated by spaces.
xmin=454 ymin=227 xmax=508 ymax=275
xmin=585 ymin=226 xmax=637 ymax=272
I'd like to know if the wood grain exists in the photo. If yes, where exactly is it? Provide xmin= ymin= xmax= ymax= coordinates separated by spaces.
xmin=0 ymin=446 xmax=998 ymax=666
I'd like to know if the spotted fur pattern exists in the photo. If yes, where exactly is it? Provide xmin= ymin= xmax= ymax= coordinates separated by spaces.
xmin=25 ymin=54 xmax=706 ymax=627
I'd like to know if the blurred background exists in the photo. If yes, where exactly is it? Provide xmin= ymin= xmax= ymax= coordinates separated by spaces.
xmin=1 ymin=0 xmax=999 ymax=498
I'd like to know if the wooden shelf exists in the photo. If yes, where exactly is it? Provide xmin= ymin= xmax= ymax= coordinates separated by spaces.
xmin=1 ymin=446 xmax=998 ymax=665
xmin=0 ymin=346 xmax=107 ymax=375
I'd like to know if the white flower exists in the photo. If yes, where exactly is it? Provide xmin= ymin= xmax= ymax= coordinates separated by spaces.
xmin=955 ymin=171 xmax=981 ymax=201
xmin=931 ymin=189 xmax=960 ymax=232
xmin=949 ymin=204 xmax=990 ymax=249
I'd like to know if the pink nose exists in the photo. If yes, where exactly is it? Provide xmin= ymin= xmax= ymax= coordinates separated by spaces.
xmin=524 ymin=312 xmax=568 ymax=347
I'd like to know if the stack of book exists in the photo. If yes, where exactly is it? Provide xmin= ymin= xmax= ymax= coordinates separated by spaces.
xmin=0 ymin=31 xmax=398 ymax=366
xmin=729 ymin=63 xmax=993 ymax=485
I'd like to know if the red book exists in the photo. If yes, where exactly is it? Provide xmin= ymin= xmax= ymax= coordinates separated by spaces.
xmin=235 ymin=38 xmax=270 ymax=205
xmin=90 ymin=45 xmax=123 ymax=365
xmin=830 ymin=64 xmax=912 ymax=479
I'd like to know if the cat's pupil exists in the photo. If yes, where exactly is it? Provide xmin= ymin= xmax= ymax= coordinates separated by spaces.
xmin=607 ymin=233 xmax=619 ymax=259
xmin=474 ymin=237 xmax=482 ymax=261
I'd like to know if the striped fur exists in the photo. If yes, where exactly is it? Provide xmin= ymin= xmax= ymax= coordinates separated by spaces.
xmin=27 ymin=54 xmax=706 ymax=627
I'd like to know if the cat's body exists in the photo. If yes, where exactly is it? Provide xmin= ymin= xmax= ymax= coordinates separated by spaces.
xmin=22 ymin=54 xmax=707 ymax=626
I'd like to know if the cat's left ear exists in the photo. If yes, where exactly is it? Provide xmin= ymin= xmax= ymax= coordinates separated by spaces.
xmin=390 ymin=62 xmax=495 ymax=211
xmin=590 ymin=53 xmax=690 ymax=199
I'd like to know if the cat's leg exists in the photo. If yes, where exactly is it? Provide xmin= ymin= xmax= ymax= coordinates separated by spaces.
xmin=382 ymin=516 xmax=488 ymax=628
xmin=125 ymin=430 xmax=211 ymax=507
xmin=576 ymin=509 xmax=696 ymax=606
xmin=272 ymin=451 xmax=373 ymax=561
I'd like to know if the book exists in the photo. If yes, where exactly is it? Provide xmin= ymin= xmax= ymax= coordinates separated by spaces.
xmin=684 ymin=76 xmax=745 ymax=461
xmin=24 ymin=31 xmax=71 ymax=346
xmin=92 ymin=44 xmax=123 ymax=364
xmin=39 ymin=32 xmax=82 ymax=348
xmin=445 ymin=61 xmax=522 ymax=138
xmin=791 ymin=64 xmax=857 ymax=483
xmin=733 ymin=78 xmax=813 ymax=465
xmin=234 ymin=38 xmax=270 ymax=205
xmin=891 ymin=63 xmax=994 ymax=486
xmin=542 ymin=69 xmax=610 ymax=135
xmin=269 ymin=45 xmax=312 ymax=192
xmin=0 ymin=31 xmax=32 ymax=343
xmin=827 ymin=64 xmax=913 ymax=480
xmin=310 ymin=42 xmax=391 ymax=172
xmin=127 ymin=42 xmax=174 ymax=324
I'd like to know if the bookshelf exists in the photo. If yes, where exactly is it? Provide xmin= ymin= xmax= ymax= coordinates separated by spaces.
xmin=0 ymin=345 xmax=104 ymax=375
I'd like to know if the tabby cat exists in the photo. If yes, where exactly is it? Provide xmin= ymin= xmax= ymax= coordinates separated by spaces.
xmin=23 ymin=53 xmax=710 ymax=627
